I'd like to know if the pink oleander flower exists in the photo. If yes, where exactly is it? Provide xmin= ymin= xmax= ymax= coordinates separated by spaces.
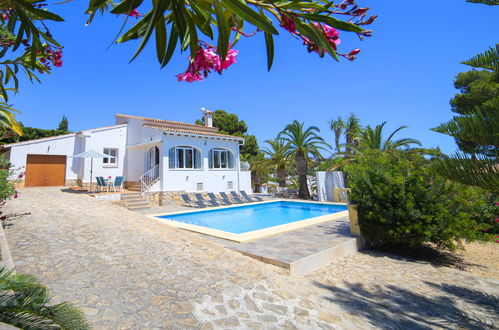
xmin=18 ymin=173 xmax=23 ymax=179
xmin=218 ymin=49 xmax=238 ymax=71
xmin=14 ymin=193 xmax=18 ymax=199
xmin=495 ymin=218 xmax=499 ymax=223
xmin=176 ymin=44 xmax=238 ymax=82
xmin=126 ymin=9 xmax=141 ymax=18
xmin=482 ymin=227 xmax=490 ymax=232
xmin=176 ymin=71 xmax=203 ymax=82
xmin=345 ymin=48 xmax=361 ymax=61
xmin=280 ymin=14 xmax=296 ymax=33
xmin=349 ymin=49 xmax=361 ymax=56
xmin=313 ymin=22 xmax=341 ymax=47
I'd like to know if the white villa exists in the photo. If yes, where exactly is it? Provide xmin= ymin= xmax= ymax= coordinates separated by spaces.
xmin=1 ymin=111 xmax=252 ymax=194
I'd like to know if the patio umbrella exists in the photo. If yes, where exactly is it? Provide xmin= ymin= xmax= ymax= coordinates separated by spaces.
xmin=70 ymin=150 xmax=115 ymax=192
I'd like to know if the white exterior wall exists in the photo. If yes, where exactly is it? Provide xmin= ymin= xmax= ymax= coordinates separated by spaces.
xmin=6 ymin=125 xmax=128 ymax=184
xmin=7 ymin=134 xmax=82 ymax=181
xmin=79 ymin=125 xmax=128 ymax=183
xmin=162 ymin=134 xmax=248 ymax=193
xmin=5 ymin=114 xmax=253 ymax=192
xmin=120 ymin=117 xmax=164 ymax=182
xmin=316 ymin=171 xmax=345 ymax=202
xmin=239 ymin=171 xmax=252 ymax=193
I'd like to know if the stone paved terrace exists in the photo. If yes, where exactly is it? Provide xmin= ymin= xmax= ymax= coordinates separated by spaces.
xmin=3 ymin=187 xmax=499 ymax=329
xmin=199 ymin=217 xmax=362 ymax=275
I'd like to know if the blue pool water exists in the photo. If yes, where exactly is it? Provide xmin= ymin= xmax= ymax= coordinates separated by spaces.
xmin=157 ymin=201 xmax=347 ymax=234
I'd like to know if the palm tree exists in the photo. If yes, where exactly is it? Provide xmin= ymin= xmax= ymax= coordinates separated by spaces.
xmin=353 ymin=121 xmax=422 ymax=152
xmin=0 ymin=267 xmax=90 ymax=329
xmin=328 ymin=116 xmax=345 ymax=152
xmin=0 ymin=102 xmax=22 ymax=136
xmin=262 ymin=137 xmax=289 ymax=187
xmin=279 ymin=120 xmax=331 ymax=199
xmin=249 ymin=157 xmax=271 ymax=193
xmin=344 ymin=113 xmax=361 ymax=155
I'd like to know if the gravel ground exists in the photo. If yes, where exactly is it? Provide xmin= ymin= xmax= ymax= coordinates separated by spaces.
xmin=459 ymin=241 xmax=498 ymax=279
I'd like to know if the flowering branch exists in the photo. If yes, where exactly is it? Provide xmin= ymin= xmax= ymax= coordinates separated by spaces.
xmin=84 ymin=0 xmax=375 ymax=82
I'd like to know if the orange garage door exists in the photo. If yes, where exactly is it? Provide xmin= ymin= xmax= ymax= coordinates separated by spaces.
xmin=25 ymin=155 xmax=67 ymax=187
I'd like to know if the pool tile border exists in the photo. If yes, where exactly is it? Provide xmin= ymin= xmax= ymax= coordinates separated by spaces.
xmin=147 ymin=199 xmax=349 ymax=243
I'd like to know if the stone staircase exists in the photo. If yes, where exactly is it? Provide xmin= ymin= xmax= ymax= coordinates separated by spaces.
xmin=128 ymin=184 xmax=142 ymax=192
xmin=121 ymin=192 xmax=150 ymax=210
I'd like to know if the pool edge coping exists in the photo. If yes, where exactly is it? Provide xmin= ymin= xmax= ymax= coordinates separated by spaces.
xmin=146 ymin=199 xmax=349 ymax=243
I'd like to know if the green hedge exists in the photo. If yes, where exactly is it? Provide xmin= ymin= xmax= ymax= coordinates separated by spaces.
xmin=345 ymin=150 xmax=482 ymax=251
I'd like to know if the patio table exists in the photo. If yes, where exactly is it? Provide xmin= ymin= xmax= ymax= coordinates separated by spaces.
xmin=105 ymin=178 xmax=113 ymax=192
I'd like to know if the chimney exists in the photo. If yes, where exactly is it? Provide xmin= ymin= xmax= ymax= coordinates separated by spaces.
xmin=201 ymin=107 xmax=213 ymax=127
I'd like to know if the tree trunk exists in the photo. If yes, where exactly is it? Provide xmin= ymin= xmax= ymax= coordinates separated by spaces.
xmin=295 ymin=151 xmax=310 ymax=199
xmin=277 ymin=165 xmax=287 ymax=187
xmin=252 ymin=173 xmax=261 ymax=193
xmin=345 ymin=134 xmax=352 ymax=155
xmin=334 ymin=130 xmax=341 ymax=153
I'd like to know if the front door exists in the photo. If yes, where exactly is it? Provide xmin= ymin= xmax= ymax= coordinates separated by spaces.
xmin=145 ymin=146 xmax=160 ymax=176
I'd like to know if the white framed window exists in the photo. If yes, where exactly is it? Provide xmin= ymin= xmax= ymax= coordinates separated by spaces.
xmin=197 ymin=182 xmax=203 ymax=191
xmin=103 ymin=148 xmax=118 ymax=166
xmin=168 ymin=146 xmax=201 ymax=169
xmin=209 ymin=148 xmax=235 ymax=169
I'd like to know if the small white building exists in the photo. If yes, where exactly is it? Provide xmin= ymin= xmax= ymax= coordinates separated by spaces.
xmin=1 ymin=111 xmax=252 ymax=194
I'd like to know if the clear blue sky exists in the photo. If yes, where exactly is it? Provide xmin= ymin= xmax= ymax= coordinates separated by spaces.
xmin=12 ymin=0 xmax=499 ymax=154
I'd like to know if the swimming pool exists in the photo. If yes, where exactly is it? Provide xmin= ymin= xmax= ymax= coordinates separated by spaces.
xmin=150 ymin=200 xmax=349 ymax=242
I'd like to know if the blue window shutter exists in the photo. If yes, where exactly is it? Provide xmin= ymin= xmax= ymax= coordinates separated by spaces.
xmin=195 ymin=149 xmax=201 ymax=169
xmin=228 ymin=151 xmax=234 ymax=169
xmin=169 ymin=147 xmax=175 ymax=168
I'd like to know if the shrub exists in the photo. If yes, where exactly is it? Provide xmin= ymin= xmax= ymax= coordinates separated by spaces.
xmin=474 ymin=193 xmax=498 ymax=238
xmin=345 ymin=150 xmax=481 ymax=251
xmin=0 ymin=156 xmax=16 ymax=201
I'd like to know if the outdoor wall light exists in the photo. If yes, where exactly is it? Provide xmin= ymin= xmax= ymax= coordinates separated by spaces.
xmin=186 ymin=176 xmax=189 ymax=181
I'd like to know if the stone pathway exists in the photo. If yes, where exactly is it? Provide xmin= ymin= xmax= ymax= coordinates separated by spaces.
xmin=3 ymin=187 xmax=498 ymax=329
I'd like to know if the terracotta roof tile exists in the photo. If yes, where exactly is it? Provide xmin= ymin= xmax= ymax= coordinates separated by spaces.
xmin=115 ymin=113 xmax=219 ymax=132
xmin=143 ymin=124 xmax=244 ymax=140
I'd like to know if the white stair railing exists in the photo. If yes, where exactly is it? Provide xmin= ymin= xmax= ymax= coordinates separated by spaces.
xmin=140 ymin=164 xmax=160 ymax=195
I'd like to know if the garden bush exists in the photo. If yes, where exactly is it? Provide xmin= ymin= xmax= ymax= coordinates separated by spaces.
xmin=345 ymin=150 xmax=483 ymax=251
xmin=0 ymin=156 xmax=16 ymax=201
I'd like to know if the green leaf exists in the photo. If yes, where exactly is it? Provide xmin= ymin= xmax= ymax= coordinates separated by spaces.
xmin=12 ymin=25 xmax=25 ymax=51
xmin=264 ymin=31 xmax=274 ymax=71
xmin=279 ymin=2 xmax=325 ymax=10
xmin=185 ymin=12 xmax=199 ymax=59
xmin=213 ymin=0 xmax=229 ymax=61
xmin=28 ymin=8 xmax=65 ymax=21
xmin=221 ymin=0 xmax=278 ymax=35
xmin=86 ymin=0 xmax=108 ymax=13
xmin=161 ymin=25 xmax=178 ymax=67
xmin=129 ymin=0 xmax=169 ymax=62
xmin=461 ymin=44 xmax=499 ymax=71
xmin=39 ymin=31 xmax=61 ymax=47
xmin=295 ymin=20 xmax=338 ymax=61
xmin=117 ymin=12 xmax=153 ymax=43
xmin=466 ymin=0 xmax=499 ymax=5
xmin=111 ymin=0 xmax=144 ymax=14
xmin=300 ymin=13 xmax=364 ymax=33
xmin=189 ymin=2 xmax=214 ymax=39
xmin=155 ymin=18 xmax=167 ymax=64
